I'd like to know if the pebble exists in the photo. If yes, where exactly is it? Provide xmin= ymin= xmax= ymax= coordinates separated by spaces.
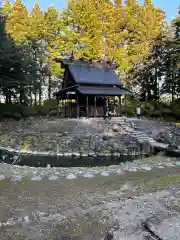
xmin=31 ymin=176 xmax=42 ymax=181
xmin=128 ymin=168 xmax=137 ymax=172
xmin=116 ymin=169 xmax=123 ymax=174
xmin=176 ymin=162 xmax=180 ymax=166
xmin=100 ymin=172 xmax=109 ymax=177
xmin=142 ymin=166 xmax=152 ymax=171
xmin=81 ymin=153 xmax=88 ymax=157
xmin=64 ymin=152 xmax=73 ymax=157
xmin=11 ymin=175 xmax=22 ymax=182
xmin=66 ymin=173 xmax=77 ymax=180
xmin=165 ymin=163 xmax=174 ymax=167
xmin=0 ymin=175 xmax=5 ymax=180
xmin=23 ymin=216 xmax=30 ymax=223
xmin=73 ymin=152 xmax=80 ymax=157
xmin=157 ymin=165 xmax=164 ymax=169
xmin=83 ymin=173 xmax=94 ymax=178
xmin=49 ymin=175 xmax=59 ymax=181
xmin=57 ymin=153 xmax=64 ymax=156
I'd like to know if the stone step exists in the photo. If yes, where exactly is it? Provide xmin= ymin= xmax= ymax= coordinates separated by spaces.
xmin=131 ymin=134 xmax=149 ymax=138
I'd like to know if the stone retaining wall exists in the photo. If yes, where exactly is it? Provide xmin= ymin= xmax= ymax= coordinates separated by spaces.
xmin=0 ymin=117 xmax=180 ymax=167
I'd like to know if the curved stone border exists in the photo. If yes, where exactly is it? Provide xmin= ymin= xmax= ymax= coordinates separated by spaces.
xmin=0 ymin=162 xmax=178 ymax=182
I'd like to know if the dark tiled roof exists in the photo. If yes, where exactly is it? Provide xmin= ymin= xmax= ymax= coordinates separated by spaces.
xmin=55 ymin=59 xmax=122 ymax=86
xmin=69 ymin=64 xmax=122 ymax=86
xmin=77 ymin=86 xmax=132 ymax=96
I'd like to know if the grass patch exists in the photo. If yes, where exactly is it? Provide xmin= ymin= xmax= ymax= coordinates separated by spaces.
xmin=140 ymin=175 xmax=180 ymax=192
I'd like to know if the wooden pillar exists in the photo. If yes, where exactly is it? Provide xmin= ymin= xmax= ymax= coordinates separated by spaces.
xmin=106 ymin=97 xmax=109 ymax=117
xmin=63 ymin=99 xmax=65 ymax=117
xmin=113 ymin=97 xmax=115 ymax=116
xmin=76 ymin=94 xmax=79 ymax=118
xmin=65 ymin=95 xmax=67 ymax=117
xmin=118 ymin=96 xmax=121 ymax=116
xmin=94 ymin=96 xmax=96 ymax=117
xmin=119 ymin=96 xmax=121 ymax=107
xmin=124 ymin=95 xmax=127 ymax=115
xmin=62 ymin=98 xmax=64 ymax=117
xmin=67 ymin=93 xmax=69 ymax=118
xmin=69 ymin=98 xmax=71 ymax=119
xmin=86 ymin=96 xmax=89 ymax=118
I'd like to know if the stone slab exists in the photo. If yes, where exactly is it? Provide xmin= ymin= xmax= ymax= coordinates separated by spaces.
xmin=146 ymin=215 xmax=180 ymax=240
xmin=150 ymin=141 xmax=169 ymax=149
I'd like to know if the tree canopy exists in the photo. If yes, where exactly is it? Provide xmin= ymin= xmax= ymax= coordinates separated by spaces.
xmin=0 ymin=0 xmax=179 ymax=113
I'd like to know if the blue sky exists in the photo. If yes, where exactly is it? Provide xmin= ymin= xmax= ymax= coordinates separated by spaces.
xmin=14 ymin=0 xmax=180 ymax=22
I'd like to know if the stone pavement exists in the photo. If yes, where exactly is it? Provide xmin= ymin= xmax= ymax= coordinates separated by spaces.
xmin=0 ymin=185 xmax=178 ymax=240
xmin=99 ymin=186 xmax=180 ymax=240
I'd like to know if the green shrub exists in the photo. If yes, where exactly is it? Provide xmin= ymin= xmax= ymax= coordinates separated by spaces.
xmin=36 ymin=105 xmax=48 ymax=116
xmin=20 ymin=105 xmax=38 ymax=117
xmin=161 ymin=108 xmax=173 ymax=117
xmin=0 ymin=100 xmax=59 ymax=118
xmin=172 ymin=109 xmax=180 ymax=120
xmin=0 ymin=103 xmax=21 ymax=118
xmin=120 ymin=106 xmax=136 ymax=116
xmin=12 ymin=112 xmax=22 ymax=119
xmin=42 ymin=99 xmax=58 ymax=113
xmin=148 ymin=110 xmax=162 ymax=118
xmin=0 ymin=103 xmax=40 ymax=118
xmin=174 ymin=98 xmax=180 ymax=106
xmin=139 ymin=100 xmax=173 ymax=118
xmin=144 ymin=102 xmax=155 ymax=112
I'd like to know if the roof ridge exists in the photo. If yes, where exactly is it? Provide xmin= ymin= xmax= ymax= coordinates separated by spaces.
xmin=54 ymin=58 xmax=119 ymax=69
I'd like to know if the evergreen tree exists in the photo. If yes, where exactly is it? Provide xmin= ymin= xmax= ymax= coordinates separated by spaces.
xmin=0 ymin=15 xmax=31 ymax=103
xmin=161 ymin=6 xmax=180 ymax=105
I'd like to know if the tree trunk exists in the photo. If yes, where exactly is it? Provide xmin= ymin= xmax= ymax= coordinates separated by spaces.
xmin=5 ymin=92 xmax=12 ymax=104
xmin=19 ymin=87 xmax=25 ymax=104
xmin=30 ymin=89 xmax=33 ymax=105
xmin=39 ymin=86 xmax=42 ymax=106
xmin=154 ymin=67 xmax=158 ymax=101
xmin=34 ymin=93 xmax=37 ymax=105
xmin=171 ymin=76 xmax=175 ymax=108
xmin=171 ymin=60 xmax=176 ymax=108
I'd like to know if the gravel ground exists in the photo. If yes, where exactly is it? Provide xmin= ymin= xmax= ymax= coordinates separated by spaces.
xmin=1 ymin=165 xmax=180 ymax=239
